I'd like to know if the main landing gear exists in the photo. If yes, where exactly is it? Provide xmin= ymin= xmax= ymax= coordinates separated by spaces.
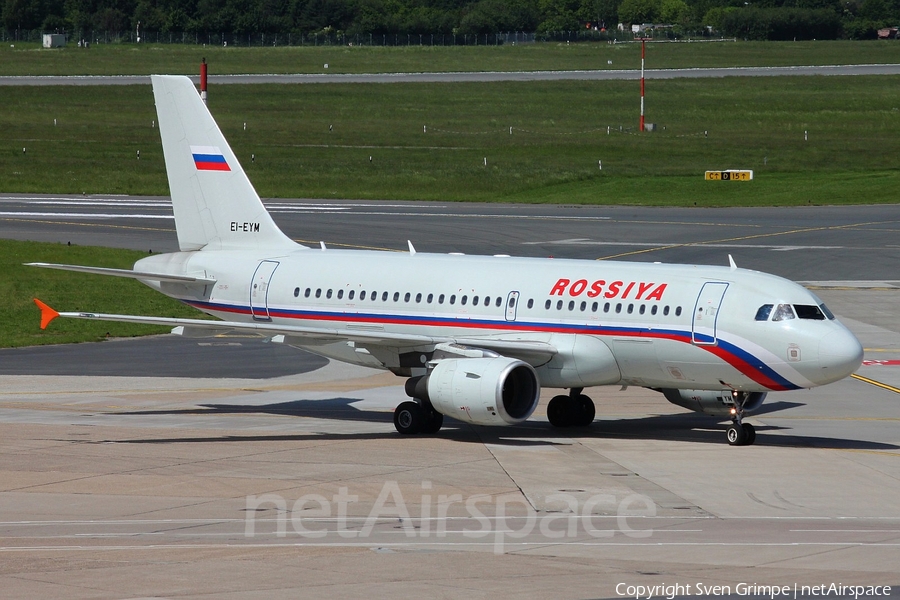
xmin=726 ymin=392 xmax=756 ymax=446
xmin=393 ymin=400 xmax=443 ymax=435
xmin=547 ymin=388 xmax=595 ymax=428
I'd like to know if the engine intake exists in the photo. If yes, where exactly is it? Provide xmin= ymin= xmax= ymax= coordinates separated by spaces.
xmin=406 ymin=357 xmax=540 ymax=426
xmin=660 ymin=389 xmax=767 ymax=417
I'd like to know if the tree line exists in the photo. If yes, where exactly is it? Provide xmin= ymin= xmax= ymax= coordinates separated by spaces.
xmin=3 ymin=0 xmax=899 ymax=40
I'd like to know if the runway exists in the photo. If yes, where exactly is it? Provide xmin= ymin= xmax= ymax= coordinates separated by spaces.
xmin=3 ymin=193 xmax=900 ymax=281
xmin=2 ymin=197 xmax=900 ymax=597
xmin=2 ymin=64 xmax=900 ymax=86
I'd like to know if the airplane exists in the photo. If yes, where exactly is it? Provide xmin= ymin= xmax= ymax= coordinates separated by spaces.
xmin=30 ymin=75 xmax=864 ymax=446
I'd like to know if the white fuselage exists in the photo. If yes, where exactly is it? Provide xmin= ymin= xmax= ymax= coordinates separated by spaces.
xmin=135 ymin=247 xmax=863 ymax=394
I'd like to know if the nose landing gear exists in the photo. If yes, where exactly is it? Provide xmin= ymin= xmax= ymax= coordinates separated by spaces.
xmin=726 ymin=392 xmax=756 ymax=446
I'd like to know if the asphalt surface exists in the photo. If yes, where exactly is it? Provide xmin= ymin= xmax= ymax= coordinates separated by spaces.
xmin=2 ymin=64 xmax=900 ymax=86
xmin=3 ymin=194 xmax=899 ymax=281
xmin=0 ymin=336 xmax=327 ymax=378
xmin=2 ymin=196 xmax=900 ymax=596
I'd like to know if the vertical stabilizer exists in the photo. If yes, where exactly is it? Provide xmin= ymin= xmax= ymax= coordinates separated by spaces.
xmin=151 ymin=75 xmax=299 ymax=252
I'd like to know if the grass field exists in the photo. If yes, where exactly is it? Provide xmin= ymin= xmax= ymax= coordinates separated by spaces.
xmin=2 ymin=41 xmax=899 ymax=348
xmin=0 ymin=239 xmax=203 ymax=348
xmin=3 ymin=75 xmax=900 ymax=205
xmin=2 ymin=40 xmax=900 ymax=76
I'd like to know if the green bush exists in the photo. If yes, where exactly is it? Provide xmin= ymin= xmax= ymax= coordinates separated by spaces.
xmin=720 ymin=7 xmax=843 ymax=41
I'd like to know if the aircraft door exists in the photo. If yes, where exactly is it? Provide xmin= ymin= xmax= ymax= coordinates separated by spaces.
xmin=250 ymin=260 xmax=280 ymax=321
xmin=692 ymin=282 xmax=728 ymax=345
xmin=505 ymin=291 xmax=520 ymax=321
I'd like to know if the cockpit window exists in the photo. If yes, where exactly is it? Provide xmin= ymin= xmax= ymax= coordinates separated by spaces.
xmin=794 ymin=304 xmax=826 ymax=320
xmin=755 ymin=305 xmax=773 ymax=321
xmin=772 ymin=304 xmax=795 ymax=321
xmin=819 ymin=303 xmax=835 ymax=320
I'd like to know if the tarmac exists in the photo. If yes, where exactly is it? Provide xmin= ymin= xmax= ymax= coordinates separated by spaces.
xmin=1 ymin=285 xmax=899 ymax=599
xmin=2 ymin=199 xmax=899 ymax=597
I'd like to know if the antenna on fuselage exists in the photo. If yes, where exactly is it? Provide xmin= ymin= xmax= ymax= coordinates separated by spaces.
xmin=728 ymin=254 xmax=737 ymax=270
xmin=408 ymin=240 xmax=417 ymax=256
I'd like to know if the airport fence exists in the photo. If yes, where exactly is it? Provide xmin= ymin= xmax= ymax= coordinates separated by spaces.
xmin=3 ymin=28 xmax=722 ymax=47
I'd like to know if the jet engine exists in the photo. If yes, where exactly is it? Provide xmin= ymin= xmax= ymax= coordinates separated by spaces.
xmin=406 ymin=357 xmax=540 ymax=426
xmin=660 ymin=389 xmax=767 ymax=417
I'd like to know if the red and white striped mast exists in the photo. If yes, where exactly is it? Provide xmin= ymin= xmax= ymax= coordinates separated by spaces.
xmin=639 ymin=37 xmax=646 ymax=132
xmin=200 ymin=57 xmax=208 ymax=105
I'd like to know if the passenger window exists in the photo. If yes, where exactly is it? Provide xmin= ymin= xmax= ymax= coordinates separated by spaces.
xmin=755 ymin=305 xmax=773 ymax=321
xmin=604 ymin=302 xmax=610 ymax=313
xmin=772 ymin=304 xmax=795 ymax=321
xmin=615 ymin=303 xmax=622 ymax=314
xmin=495 ymin=297 xmax=502 ymax=307
xmin=545 ymin=299 xmax=551 ymax=310
xmin=820 ymin=304 xmax=835 ymax=320
xmin=663 ymin=306 xmax=670 ymax=316
xmin=484 ymin=296 xmax=490 ymax=307
xmin=557 ymin=300 xmax=563 ymax=310
xmin=315 ymin=289 xmax=322 ymax=298
xmin=304 ymin=288 xmax=311 ymax=298
xmin=348 ymin=290 xmax=355 ymax=300
xmin=580 ymin=301 xmax=586 ymax=311
xmin=326 ymin=289 xmax=332 ymax=299
xmin=591 ymin=302 xmax=598 ymax=312
xmin=439 ymin=294 xmax=445 ymax=304
xmin=360 ymin=291 xmax=366 ymax=300
xmin=427 ymin=293 xmax=433 ymax=303
xmin=795 ymin=305 xmax=825 ymax=320
xmin=473 ymin=296 xmax=479 ymax=305
xmin=371 ymin=290 xmax=376 ymax=300
xmin=651 ymin=305 xmax=657 ymax=315
xmin=416 ymin=293 xmax=422 ymax=303
xmin=509 ymin=297 xmax=516 ymax=308
xmin=527 ymin=299 xmax=534 ymax=309
xmin=627 ymin=304 xmax=633 ymax=314
xmin=675 ymin=307 xmax=682 ymax=317
xmin=568 ymin=301 xmax=575 ymax=311
xmin=337 ymin=290 xmax=343 ymax=299
xmin=450 ymin=295 xmax=456 ymax=305
xmin=293 ymin=287 xmax=300 ymax=297
xmin=404 ymin=292 xmax=411 ymax=302
xmin=392 ymin=292 xmax=399 ymax=301
xmin=461 ymin=295 xmax=468 ymax=305
xmin=382 ymin=291 xmax=388 ymax=301
xmin=639 ymin=305 xmax=645 ymax=315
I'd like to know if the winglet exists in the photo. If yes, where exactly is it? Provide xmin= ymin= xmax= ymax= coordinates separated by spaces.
xmin=34 ymin=298 xmax=60 ymax=330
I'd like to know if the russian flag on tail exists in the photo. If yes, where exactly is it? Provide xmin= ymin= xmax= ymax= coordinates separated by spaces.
xmin=191 ymin=146 xmax=231 ymax=171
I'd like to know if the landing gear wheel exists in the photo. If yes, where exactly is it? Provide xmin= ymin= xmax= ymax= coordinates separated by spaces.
xmin=547 ymin=395 xmax=571 ymax=427
xmin=742 ymin=422 xmax=756 ymax=445
xmin=394 ymin=401 xmax=424 ymax=435
xmin=576 ymin=394 xmax=595 ymax=426
xmin=420 ymin=409 xmax=444 ymax=434
xmin=726 ymin=424 xmax=747 ymax=446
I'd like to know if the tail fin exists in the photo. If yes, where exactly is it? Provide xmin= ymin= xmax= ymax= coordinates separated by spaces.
xmin=151 ymin=75 xmax=299 ymax=252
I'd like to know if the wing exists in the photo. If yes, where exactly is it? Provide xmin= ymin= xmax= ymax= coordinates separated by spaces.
xmin=33 ymin=299 xmax=558 ymax=365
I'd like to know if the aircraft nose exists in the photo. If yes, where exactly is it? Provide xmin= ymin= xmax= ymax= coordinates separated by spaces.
xmin=817 ymin=327 xmax=864 ymax=384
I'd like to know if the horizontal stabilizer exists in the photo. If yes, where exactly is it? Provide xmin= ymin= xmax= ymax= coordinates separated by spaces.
xmin=26 ymin=263 xmax=217 ymax=285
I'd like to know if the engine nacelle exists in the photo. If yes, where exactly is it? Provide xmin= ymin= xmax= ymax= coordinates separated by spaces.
xmin=406 ymin=357 xmax=540 ymax=426
xmin=660 ymin=389 xmax=767 ymax=417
